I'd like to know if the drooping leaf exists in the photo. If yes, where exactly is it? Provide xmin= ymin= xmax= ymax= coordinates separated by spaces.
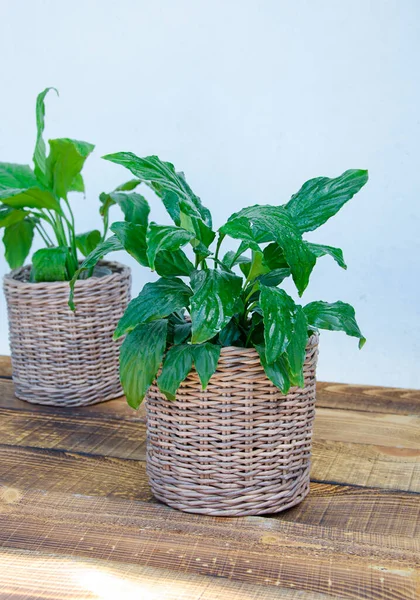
xmin=221 ymin=249 xmax=251 ymax=270
xmin=146 ymin=222 xmax=193 ymax=270
xmin=258 ymin=268 xmax=291 ymax=287
xmin=263 ymin=242 xmax=289 ymax=270
xmin=33 ymin=87 xmax=58 ymax=185
xmin=114 ymin=277 xmax=192 ymax=338
xmin=260 ymin=285 xmax=297 ymax=364
xmin=100 ymin=190 xmax=150 ymax=226
xmin=0 ymin=205 xmax=29 ymax=228
xmin=157 ymin=345 xmax=194 ymax=401
xmin=75 ymin=230 xmax=102 ymax=257
xmin=190 ymin=269 xmax=243 ymax=344
xmin=192 ymin=343 xmax=221 ymax=389
xmin=304 ymin=300 xmax=366 ymax=348
xmin=221 ymin=206 xmax=316 ymax=295
xmin=179 ymin=199 xmax=216 ymax=249
xmin=119 ymin=319 xmax=168 ymax=409
xmin=305 ymin=242 xmax=347 ymax=269
xmin=0 ymin=163 xmax=39 ymax=191
xmin=285 ymin=305 xmax=308 ymax=387
xmin=69 ymin=235 xmax=123 ymax=310
xmin=110 ymin=221 xmax=148 ymax=266
xmin=0 ymin=187 xmax=61 ymax=212
xmin=255 ymin=344 xmax=291 ymax=395
xmin=3 ymin=220 xmax=35 ymax=269
xmin=32 ymin=246 xmax=69 ymax=281
xmin=285 ymin=169 xmax=368 ymax=233
xmin=45 ymin=138 xmax=95 ymax=200
xmin=173 ymin=320 xmax=192 ymax=345
xmin=154 ymin=248 xmax=194 ymax=277
xmin=103 ymin=153 xmax=212 ymax=227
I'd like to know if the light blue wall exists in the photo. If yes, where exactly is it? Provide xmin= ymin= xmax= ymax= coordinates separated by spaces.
xmin=1 ymin=0 xmax=419 ymax=387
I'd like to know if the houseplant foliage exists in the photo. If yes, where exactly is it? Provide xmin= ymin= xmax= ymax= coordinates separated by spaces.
xmin=0 ymin=88 xmax=105 ymax=281
xmin=72 ymin=153 xmax=368 ymax=408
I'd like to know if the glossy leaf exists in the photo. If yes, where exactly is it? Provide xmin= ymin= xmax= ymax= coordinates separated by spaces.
xmin=110 ymin=221 xmax=148 ymax=266
xmin=263 ymin=242 xmax=289 ymax=270
xmin=3 ymin=220 xmax=35 ymax=269
xmin=157 ymin=345 xmax=194 ymax=401
xmin=68 ymin=235 xmax=123 ymax=309
xmin=285 ymin=305 xmax=308 ymax=387
xmin=114 ymin=277 xmax=192 ymax=338
xmin=32 ymin=246 xmax=69 ymax=281
xmin=306 ymin=242 xmax=347 ymax=269
xmin=255 ymin=344 xmax=291 ymax=395
xmin=155 ymin=248 xmax=194 ymax=277
xmin=0 ymin=206 xmax=28 ymax=228
xmin=190 ymin=269 xmax=243 ymax=344
xmin=258 ymin=268 xmax=290 ymax=287
xmin=285 ymin=169 xmax=368 ymax=233
xmin=75 ymin=230 xmax=101 ymax=257
xmin=45 ymin=138 xmax=95 ymax=200
xmin=0 ymin=163 xmax=38 ymax=191
xmin=0 ymin=187 xmax=61 ymax=212
xmin=218 ymin=318 xmax=244 ymax=347
xmin=120 ymin=319 xmax=167 ymax=409
xmin=260 ymin=285 xmax=296 ymax=364
xmin=173 ymin=320 xmax=192 ymax=345
xmin=192 ymin=343 xmax=221 ymax=389
xmin=146 ymin=223 xmax=193 ymax=270
xmin=100 ymin=190 xmax=150 ymax=226
xmin=304 ymin=300 xmax=366 ymax=348
xmin=33 ymin=87 xmax=58 ymax=185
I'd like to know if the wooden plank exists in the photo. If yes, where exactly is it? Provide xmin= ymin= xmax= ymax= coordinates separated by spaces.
xmin=0 ymin=487 xmax=418 ymax=600
xmin=0 ymin=355 xmax=12 ymax=378
xmin=317 ymin=381 xmax=420 ymax=415
xmin=0 ymin=445 xmax=419 ymax=538
xmin=314 ymin=407 xmax=420 ymax=449
xmin=1 ymin=548 xmax=332 ymax=600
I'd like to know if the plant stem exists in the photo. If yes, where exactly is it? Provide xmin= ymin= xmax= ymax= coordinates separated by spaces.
xmin=214 ymin=233 xmax=225 ymax=266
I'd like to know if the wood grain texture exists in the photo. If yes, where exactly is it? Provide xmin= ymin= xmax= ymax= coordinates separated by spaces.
xmin=0 ymin=488 xmax=418 ymax=600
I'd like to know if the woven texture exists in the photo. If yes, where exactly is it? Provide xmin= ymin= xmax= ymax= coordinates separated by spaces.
xmin=3 ymin=261 xmax=131 ymax=407
xmin=146 ymin=335 xmax=319 ymax=516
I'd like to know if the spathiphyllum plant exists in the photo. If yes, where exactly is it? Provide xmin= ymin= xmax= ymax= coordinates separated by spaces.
xmin=71 ymin=153 xmax=368 ymax=408
xmin=0 ymin=88 xmax=103 ymax=281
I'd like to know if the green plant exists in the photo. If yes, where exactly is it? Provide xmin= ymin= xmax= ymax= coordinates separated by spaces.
xmin=71 ymin=153 xmax=368 ymax=408
xmin=0 ymin=88 xmax=103 ymax=281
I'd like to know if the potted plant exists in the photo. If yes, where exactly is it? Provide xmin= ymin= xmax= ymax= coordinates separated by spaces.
xmin=1 ymin=89 xmax=132 ymax=406
xmin=74 ymin=152 xmax=367 ymax=515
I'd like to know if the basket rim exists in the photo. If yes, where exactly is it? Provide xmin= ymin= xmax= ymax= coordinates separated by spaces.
xmin=3 ymin=260 xmax=131 ymax=290
xmin=207 ymin=332 xmax=319 ymax=359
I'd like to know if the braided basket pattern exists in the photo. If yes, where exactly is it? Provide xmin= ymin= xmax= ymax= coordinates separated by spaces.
xmin=146 ymin=334 xmax=319 ymax=516
xmin=3 ymin=261 xmax=131 ymax=407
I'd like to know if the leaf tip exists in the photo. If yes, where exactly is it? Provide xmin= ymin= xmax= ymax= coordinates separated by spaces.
xmin=358 ymin=337 xmax=366 ymax=349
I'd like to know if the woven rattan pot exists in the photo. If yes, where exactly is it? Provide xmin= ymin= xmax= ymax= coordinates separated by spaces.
xmin=3 ymin=260 xmax=131 ymax=407
xmin=146 ymin=334 xmax=319 ymax=516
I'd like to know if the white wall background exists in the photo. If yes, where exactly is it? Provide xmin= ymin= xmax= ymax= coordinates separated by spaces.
xmin=1 ymin=0 xmax=419 ymax=388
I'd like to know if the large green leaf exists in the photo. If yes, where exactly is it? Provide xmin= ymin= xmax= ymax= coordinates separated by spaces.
xmin=75 ymin=230 xmax=101 ymax=257
xmin=220 ymin=206 xmax=316 ymax=295
xmin=0 ymin=187 xmax=61 ymax=212
xmin=32 ymin=246 xmax=69 ymax=281
xmin=154 ymin=248 xmax=194 ymax=277
xmin=285 ymin=305 xmax=308 ymax=387
xmin=260 ymin=285 xmax=297 ymax=364
xmin=157 ymin=345 xmax=194 ymax=401
xmin=285 ymin=169 xmax=368 ymax=233
xmin=45 ymin=138 xmax=95 ymax=200
xmin=190 ymin=269 xmax=243 ymax=344
xmin=304 ymin=300 xmax=366 ymax=348
xmin=258 ymin=268 xmax=291 ymax=287
xmin=100 ymin=190 xmax=150 ymax=226
xmin=0 ymin=206 xmax=28 ymax=228
xmin=3 ymin=220 xmax=35 ymax=269
xmin=262 ymin=242 xmax=289 ymax=270
xmin=114 ymin=277 xmax=192 ymax=339
xmin=179 ymin=199 xmax=216 ymax=249
xmin=0 ymin=163 xmax=38 ymax=191
xmin=120 ymin=319 xmax=168 ymax=409
xmin=68 ymin=235 xmax=123 ymax=309
xmin=305 ymin=242 xmax=347 ymax=269
xmin=110 ymin=221 xmax=148 ymax=266
xmin=192 ymin=343 xmax=221 ymax=389
xmin=103 ymin=153 xmax=212 ymax=227
xmin=146 ymin=223 xmax=193 ymax=270
xmin=255 ymin=344 xmax=291 ymax=395
xmin=33 ymin=87 xmax=58 ymax=185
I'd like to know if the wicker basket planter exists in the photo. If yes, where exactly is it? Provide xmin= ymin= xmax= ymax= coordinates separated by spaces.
xmin=146 ymin=334 xmax=319 ymax=516
xmin=3 ymin=260 xmax=131 ymax=407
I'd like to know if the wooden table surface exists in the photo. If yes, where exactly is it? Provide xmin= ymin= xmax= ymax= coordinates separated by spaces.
xmin=0 ymin=355 xmax=419 ymax=600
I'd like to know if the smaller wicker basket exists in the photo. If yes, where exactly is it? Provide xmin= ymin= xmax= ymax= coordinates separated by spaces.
xmin=147 ymin=335 xmax=318 ymax=516
xmin=3 ymin=261 xmax=131 ymax=407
